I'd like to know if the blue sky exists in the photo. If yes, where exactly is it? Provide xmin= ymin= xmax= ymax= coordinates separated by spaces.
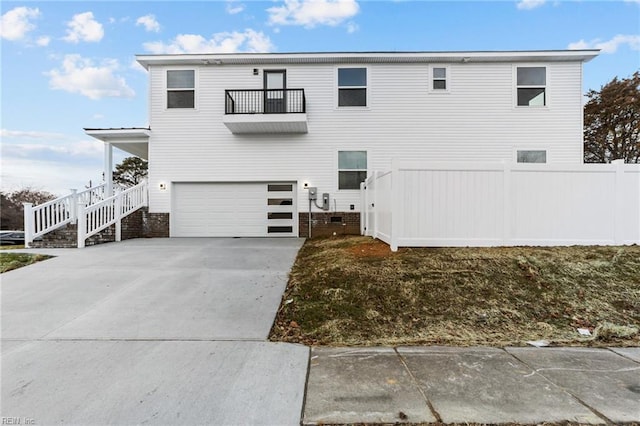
xmin=1 ymin=0 xmax=639 ymax=195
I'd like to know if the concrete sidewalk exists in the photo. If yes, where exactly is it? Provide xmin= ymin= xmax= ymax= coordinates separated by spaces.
xmin=304 ymin=346 xmax=640 ymax=425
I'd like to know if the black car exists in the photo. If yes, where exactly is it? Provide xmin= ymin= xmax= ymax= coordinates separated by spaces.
xmin=0 ymin=231 xmax=25 ymax=245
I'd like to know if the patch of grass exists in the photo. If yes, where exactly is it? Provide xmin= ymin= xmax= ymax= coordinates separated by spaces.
xmin=0 ymin=252 xmax=52 ymax=273
xmin=0 ymin=245 xmax=25 ymax=250
xmin=269 ymin=236 xmax=640 ymax=347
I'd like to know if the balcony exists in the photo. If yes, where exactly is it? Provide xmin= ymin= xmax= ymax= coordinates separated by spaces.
xmin=222 ymin=89 xmax=308 ymax=134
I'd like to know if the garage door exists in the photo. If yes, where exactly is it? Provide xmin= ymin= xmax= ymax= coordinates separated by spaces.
xmin=172 ymin=182 xmax=297 ymax=237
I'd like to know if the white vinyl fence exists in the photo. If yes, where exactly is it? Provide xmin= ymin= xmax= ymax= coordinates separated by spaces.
xmin=361 ymin=160 xmax=640 ymax=251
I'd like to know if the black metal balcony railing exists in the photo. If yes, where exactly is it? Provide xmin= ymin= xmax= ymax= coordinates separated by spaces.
xmin=225 ymin=89 xmax=306 ymax=114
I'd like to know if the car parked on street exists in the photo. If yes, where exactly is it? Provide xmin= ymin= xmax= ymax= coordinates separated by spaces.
xmin=0 ymin=231 xmax=25 ymax=245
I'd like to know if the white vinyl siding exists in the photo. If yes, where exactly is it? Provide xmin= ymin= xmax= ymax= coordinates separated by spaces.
xmin=147 ymin=60 xmax=583 ymax=218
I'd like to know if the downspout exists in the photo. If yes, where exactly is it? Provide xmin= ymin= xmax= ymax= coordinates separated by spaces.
xmin=308 ymin=198 xmax=312 ymax=239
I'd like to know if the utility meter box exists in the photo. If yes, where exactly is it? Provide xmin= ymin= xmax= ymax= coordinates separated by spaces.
xmin=308 ymin=187 xmax=317 ymax=200
xmin=322 ymin=193 xmax=330 ymax=210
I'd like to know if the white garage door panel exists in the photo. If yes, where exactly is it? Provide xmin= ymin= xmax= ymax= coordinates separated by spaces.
xmin=172 ymin=182 xmax=296 ymax=237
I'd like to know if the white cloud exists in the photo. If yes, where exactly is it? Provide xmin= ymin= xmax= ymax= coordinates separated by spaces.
xmin=36 ymin=35 xmax=50 ymax=46
xmin=568 ymin=34 xmax=640 ymax=54
xmin=226 ymin=0 xmax=246 ymax=15
xmin=267 ymin=0 xmax=359 ymax=28
xmin=63 ymin=12 xmax=104 ymax=43
xmin=143 ymin=29 xmax=274 ymax=54
xmin=346 ymin=21 xmax=358 ymax=33
xmin=92 ymin=114 xmax=104 ymax=120
xmin=0 ymin=129 xmax=126 ymax=195
xmin=136 ymin=14 xmax=160 ymax=32
xmin=516 ymin=0 xmax=546 ymax=10
xmin=0 ymin=6 xmax=40 ymax=41
xmin=2 ymin=140 xmax=102 ymax=159
xmin=45 ymin=54 xmax=135 ymax=100
xmin=1 ymin=129 xmax=67 ymax=140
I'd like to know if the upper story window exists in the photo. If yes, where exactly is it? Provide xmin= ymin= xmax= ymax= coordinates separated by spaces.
xmin=516 ymin=67 xmax=546 ymax=107
xmin=517 ymin=149 xmax=547 ymax=163
xmin=167 ymin=70 xmax=195 ymax=109
xmin=338 ymin=150 xmax=367 ymax=190
xmin=338 ymin=68 xmax=367 ymax=107
xmin=431 ymin=66 xmax=448 ymax=91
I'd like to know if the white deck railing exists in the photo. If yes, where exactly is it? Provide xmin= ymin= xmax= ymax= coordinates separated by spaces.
xmin=77 ymin=181 xmax=148 ymax=248
xmin=23 ymin=184 xmax=108 ymax=246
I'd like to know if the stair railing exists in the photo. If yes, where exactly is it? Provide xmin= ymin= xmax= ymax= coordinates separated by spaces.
xmin=77 ymin=180 xmax=148 ymax=248
xmin=23 ymin=184 xmax=107 ymax=247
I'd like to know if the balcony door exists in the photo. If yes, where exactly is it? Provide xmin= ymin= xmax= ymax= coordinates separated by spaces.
xmin=264 ymin=70 xmax=286 ymax=113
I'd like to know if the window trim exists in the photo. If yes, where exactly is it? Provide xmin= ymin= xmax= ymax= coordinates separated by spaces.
xmin=166 ymin=68 xmax=197 ymax=110
xmin=514 ymin=65 xmax=547 ymax=108
xmin=337 ymin=149 xmax=368 ymax=191
xmin=335 ymin=66 xmax=369 ymax=109
xmin=514 ymin=147 xmax=549 ymax=164
xmin=429 ymin=65 xmax=450 ymax=93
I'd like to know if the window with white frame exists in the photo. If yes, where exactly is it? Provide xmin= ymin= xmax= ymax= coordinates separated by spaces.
xmin=338 ymin=68 xmax=367 ymax=107
xmin=167 ymin=70 xmax=195 ymax=108
xmin=517 ymin=150 xmax=547 ymax=163
xmin=338 ymin=151 xmax=367 ymax=190
xmin=516 ymin=67 xmax=546 ymax=106
xmin=431 ymin=66 xmax=448 ymax=90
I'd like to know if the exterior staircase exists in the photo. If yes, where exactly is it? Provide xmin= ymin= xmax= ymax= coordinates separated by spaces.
xmin=24 ymin=181 xmax=148 ymax=248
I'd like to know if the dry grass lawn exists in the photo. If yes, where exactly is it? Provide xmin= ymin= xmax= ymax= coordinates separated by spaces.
xmin=269 ymin=236 xmax=640 ymax=347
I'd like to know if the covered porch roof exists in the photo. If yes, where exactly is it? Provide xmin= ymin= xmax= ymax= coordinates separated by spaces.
xmin=84 ymin=127 xmax=150 ymax=160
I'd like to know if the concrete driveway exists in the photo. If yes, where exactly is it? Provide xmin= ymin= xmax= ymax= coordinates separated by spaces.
xmin=1 ymin=238 xmax=309 ymax=425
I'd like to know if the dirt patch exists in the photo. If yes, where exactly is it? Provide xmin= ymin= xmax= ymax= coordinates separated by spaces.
xmin=269 ymin=236 xmax=640 ymax=347
xmin=347 ymin=239 xmax=395 ymax=258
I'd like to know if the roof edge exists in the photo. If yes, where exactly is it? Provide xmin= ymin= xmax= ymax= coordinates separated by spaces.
xmin=136 ymin=50 xmax=600 ymax=69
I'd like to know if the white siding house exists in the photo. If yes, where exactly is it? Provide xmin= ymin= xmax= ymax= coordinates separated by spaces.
xmin=86 ymin=50 xmax=600 ymax=239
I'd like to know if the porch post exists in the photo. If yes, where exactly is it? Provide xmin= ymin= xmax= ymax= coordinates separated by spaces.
xmin=104 ymin=142 xmax=113 ymax=197
xmin=23 ymin=203 xmax=34 ymax=248
xmin=69 ymin=189 xmax=78 ymax=223
xmin=77 ymin=201 xmax=87 ymax=248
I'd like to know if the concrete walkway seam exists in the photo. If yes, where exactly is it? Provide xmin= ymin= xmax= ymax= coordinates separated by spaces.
xmin=394 ymin=347 xmax=443 ymax=423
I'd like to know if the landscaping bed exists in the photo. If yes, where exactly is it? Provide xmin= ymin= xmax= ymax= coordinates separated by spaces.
xmin=269 ymin=236 xmax=640 ymax=347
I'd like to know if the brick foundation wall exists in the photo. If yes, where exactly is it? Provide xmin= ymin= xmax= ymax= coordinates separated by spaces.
xmin=121 ymin=208 xmax=144 ymax=240
xmin=298 ymin=212 xmax=361 ymax=238
xmin=143 ymin=211 xmax=170 ymax=237
xmin=30 ymin=224 xmax=80 ymax=248
xmin=85 ymin=224 xmax=116 ymax=246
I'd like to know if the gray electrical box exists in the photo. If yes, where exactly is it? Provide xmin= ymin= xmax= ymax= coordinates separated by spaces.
xmin=308 ymin=187 xmax=317 ymax=200
xmin=322 ymin=193 xmax=330 ymax=210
